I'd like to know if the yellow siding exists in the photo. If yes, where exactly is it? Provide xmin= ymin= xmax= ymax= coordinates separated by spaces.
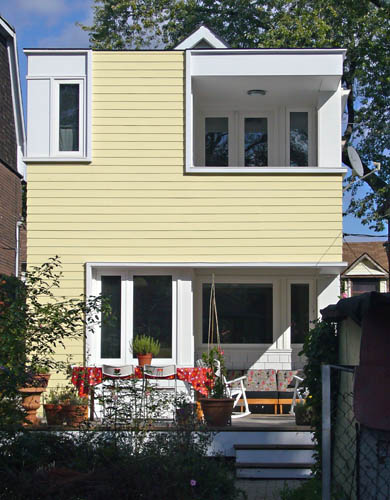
xmin=26 ymin=50 xmax=343 ymax=375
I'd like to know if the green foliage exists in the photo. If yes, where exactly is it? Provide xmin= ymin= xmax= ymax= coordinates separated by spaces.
xmin=0 ymin=257 xmax=109 ymax=426
xmin=300 ymin=319 xmax=339 ymax=478
xmin=130 ymin=334 xmax=160 ymax=356
xmin=0 ymin=427 xmax=246 ymax=499
xmin=280 ymin=478 xmax=321 ymax=500
xmin=201 ymin=346 xmax=227 ymax=399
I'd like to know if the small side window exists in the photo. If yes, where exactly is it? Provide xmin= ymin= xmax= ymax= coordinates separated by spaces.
xmin=59 ymin=83 xmax=80 ymax=152
xmin=289 ymin=111 xmax=308 ymax=166
xmin=205 ymin=117 xmax=229 ymax=166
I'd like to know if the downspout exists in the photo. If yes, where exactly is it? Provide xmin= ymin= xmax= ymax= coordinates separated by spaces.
xmin=15 ymin=220 xmax=23 ymax=277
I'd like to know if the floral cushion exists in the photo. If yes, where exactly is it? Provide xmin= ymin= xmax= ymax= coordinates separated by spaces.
xmin=246 ymin=369 xmax=277 ymax=391
xmin=277 ymin=370 xmax=301 ymax=392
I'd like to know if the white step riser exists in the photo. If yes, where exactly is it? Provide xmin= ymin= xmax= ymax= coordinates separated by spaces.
xmin=212 ymin=431 xmax=314 ymax=456
xmin=236 ymin=468 xmax=312 ymax=479
xmin=236 ymin=449 xmax=315 ymax=464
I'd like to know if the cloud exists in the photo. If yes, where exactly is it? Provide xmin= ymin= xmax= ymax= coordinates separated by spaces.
xmin=38 ymin=20 xmax=90 ymax=48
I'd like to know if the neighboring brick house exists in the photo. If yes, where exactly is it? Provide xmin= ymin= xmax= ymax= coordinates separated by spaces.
xmin=342 ymin=241 xmax=389 ymax=296
xmin=0 ymin=16 xmax=26 ymax=276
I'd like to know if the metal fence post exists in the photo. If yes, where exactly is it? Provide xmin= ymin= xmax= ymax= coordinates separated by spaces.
xmin=322 ymin=364 xmax=331 ymax=500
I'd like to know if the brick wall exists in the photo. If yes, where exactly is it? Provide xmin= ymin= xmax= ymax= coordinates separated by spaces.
xmin=0 ymin=162 xmax=22 ymax=275
xmin=0 ymin=33 xmax=17 ymax=170
xmin=0 ymin=32 xmax=23 ymax=276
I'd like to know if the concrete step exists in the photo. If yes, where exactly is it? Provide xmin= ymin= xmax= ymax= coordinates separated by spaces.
xmin=235 ymin=462 xmax=313 ymax=479
xmin=235 ymin=444 xmax=315 ymax=464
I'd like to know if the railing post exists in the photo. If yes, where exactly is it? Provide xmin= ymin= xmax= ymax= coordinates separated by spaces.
xmin=322 ymin=364 xmax=331 ymax=500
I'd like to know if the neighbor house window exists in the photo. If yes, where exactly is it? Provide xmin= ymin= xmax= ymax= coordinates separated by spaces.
xmin=289 ymin=111 xmax=309 ymax=166
xmin=133 ymin=275 xmax=172 ymax=358
xmin=202 ymin=283 xmax=273 ymax=344
xmin=351 ymin=278 xmax=380 ymax=296
xmin=59 ymin=83 xmax=80 ymax=152
xmin=290 ymin=283 xmax=310 ymax=343
xmin=205 ymin=117 xmax=229 ymax=166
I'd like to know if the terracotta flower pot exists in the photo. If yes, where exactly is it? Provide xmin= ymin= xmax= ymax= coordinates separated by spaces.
xmin=63 ymin=404 xmax=88 ymax=428
xmin=137 ymin=353 xmax=153 ymax=367
xmin=18 ymin=373 xmax=51 ymax=425
xmin=200 ymin=398 xmax=234 ymax=427
xmin=44 ymin=404 xmax=64 ymax=426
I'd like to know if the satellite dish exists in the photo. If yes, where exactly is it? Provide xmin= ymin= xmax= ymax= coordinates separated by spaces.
xmin=347 ymin=146 xmax=364 ymax=177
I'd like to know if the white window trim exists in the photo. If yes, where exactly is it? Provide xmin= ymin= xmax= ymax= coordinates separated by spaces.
xmin=195 ymin=275 xmax=280 ymax=348
xmin=89 ymin=268 xmax=178 ymax=367
xmin=52 ymin=78 xmax=85 ymax=158
xmin=286 ymin=108 xmax=316 ymax=167
xmin=197 ymin=111 xmax=234 ymax=166
xmin=287 ymin=278 xmax=316 ymax=348
xmin=238 ymin=111 xmax=274 ymax=167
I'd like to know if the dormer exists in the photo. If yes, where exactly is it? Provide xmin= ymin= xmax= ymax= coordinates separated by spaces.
xmin=180 ymin=27 xmax=346 ymax=174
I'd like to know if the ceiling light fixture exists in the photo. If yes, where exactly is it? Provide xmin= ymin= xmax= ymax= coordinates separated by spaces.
xmin=247 ymin=89 xmax=266 ymax=96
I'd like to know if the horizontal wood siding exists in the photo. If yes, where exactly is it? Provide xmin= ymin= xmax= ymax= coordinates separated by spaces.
xmin=26 ymin=51 xmax=343 ymax=371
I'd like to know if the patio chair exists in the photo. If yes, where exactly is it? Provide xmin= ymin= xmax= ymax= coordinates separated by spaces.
xmin=289 ymin=374 xmax=309 ymax=415
xmin=101 ymin=365 xmax=136 ymax=423
xmin=143 ymin=364 xmax=177 ymax=419
xmin=214 ymin=360 xmax=251 ymax=419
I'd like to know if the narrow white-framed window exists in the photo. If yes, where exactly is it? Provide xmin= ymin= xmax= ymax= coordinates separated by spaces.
xmin=129 ymin=270 xmax=177 ymax=365
xmin=53 ymin=79 xmax=84 ymax=157
xmin=196 ymin=276 xmax=279 ymax=347
xmin=96 ymin=270 xmax=128 ymax=366
xmin=287 ymin=279 xmax=315 ymax=344
xmin=198 ymin=111 xmax=235 ymax=166
xmin=238 ymin=112 xmax=273 ymax=167
xmin=286 ymin=109 xmax=314 ymax=167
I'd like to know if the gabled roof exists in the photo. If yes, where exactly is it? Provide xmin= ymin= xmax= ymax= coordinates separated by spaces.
xmin=174 ymin=25 xmax=229 ymax=50
xmin=0 ymin=16 xmax=26 ymax=180
xmin=342 ymin=242 xmax=389 ymax=276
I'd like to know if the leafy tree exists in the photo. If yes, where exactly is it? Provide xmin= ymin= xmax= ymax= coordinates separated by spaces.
xmin=82 ymin=0 xmax=390 ymax=265
xmin=0 ymin=257 xmax=108 ymax=425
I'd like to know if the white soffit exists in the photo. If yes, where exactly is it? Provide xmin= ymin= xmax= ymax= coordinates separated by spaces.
xmin=175 ymin=25 xmax=228 ymax=50
xmin=190 ymin=49 xmax=345 ymax=90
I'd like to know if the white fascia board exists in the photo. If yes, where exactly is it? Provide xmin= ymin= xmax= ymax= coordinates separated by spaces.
xmin=86 ymin=262 xmax=347 ymax=274
xmin=175 ymin=26 xmax=228 ymax=50
xmin=1 ymin=19 xmax=26 ymax=179
xmin=190 ymin=48 xmax=346 ymax=78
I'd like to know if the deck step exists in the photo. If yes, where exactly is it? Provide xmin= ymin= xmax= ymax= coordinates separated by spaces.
xmin=234 ymin=444 xmax=315 ymax=450
xmin=236 ymin=463 xmax=311 ymax=479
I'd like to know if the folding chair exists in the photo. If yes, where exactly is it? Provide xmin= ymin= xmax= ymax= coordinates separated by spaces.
xmin=142 ymin=364 xmax=177 ymax=420
xmin=101 ymin=364 xmax=135 ymax=423
xmin=289 ymin=375 xmax=309 ymax=415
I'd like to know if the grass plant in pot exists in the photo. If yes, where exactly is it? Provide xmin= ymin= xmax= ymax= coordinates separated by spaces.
xmin=61 ymin=388 xmax=88 ymax=428
xmin=131 ymin=334 xmax=160 ymax=367
xmin=199 ymin=347 xmax=233 ymax=427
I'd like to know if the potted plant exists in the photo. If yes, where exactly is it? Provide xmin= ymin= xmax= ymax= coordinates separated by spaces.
xmin=61 ymin=388 xmax=89 ymax=428
xmin=130 ymin=335 xmax=160 ymax=366
xmin=43 ymin=387 xmax=64 ymax=426
xmin=175 ymin=393 xmax=197 ymax=426
xmin=199 ymin=347 xmax=234 ymax=427
xmin=18 ymin=365 xmax=51 ymax=426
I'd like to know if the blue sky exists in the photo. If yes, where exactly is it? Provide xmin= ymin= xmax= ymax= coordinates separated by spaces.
xmin=0 ymin=0 xmax=387 ymax=242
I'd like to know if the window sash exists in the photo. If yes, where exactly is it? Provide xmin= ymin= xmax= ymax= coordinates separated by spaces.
xmin=52 ymin=79 xmax=84 ymax=157
xmin=94 ymin=270 xmax=176 ymax=365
